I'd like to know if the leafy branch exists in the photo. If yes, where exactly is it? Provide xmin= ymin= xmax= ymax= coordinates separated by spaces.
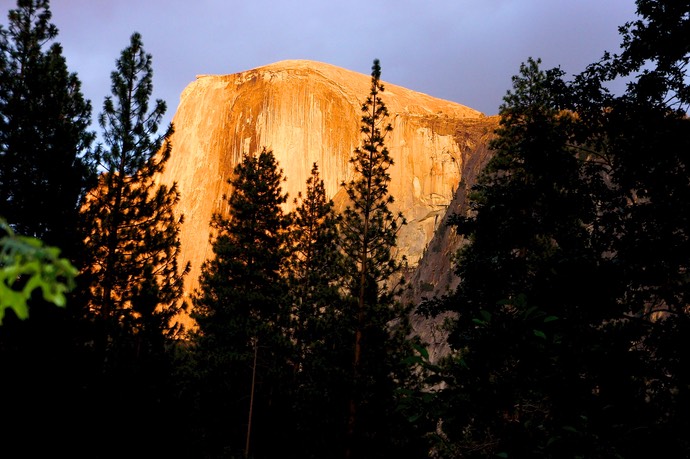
xmin=0 ymin=218 xmax=77 ymax=323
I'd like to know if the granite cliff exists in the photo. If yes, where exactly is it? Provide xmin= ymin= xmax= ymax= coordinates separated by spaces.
xmin=157 ymin=59 xmax=498 ymax=323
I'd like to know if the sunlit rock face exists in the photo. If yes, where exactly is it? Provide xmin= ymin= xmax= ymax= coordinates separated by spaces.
xmin=157 ymin=59 xmax=497 ymax=312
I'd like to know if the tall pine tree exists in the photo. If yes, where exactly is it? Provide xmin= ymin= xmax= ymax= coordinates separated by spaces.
xmin=288 ymin=162 xmax=352 ymax=457
xmin=416 ymin=2 xmax=690 ymax=456
xmin=586 ymin=1 xmax=690 ymax=452
xmin=340 ymin=59 xmax=421 ymax=459
xmin=79 ymin=31 xmax=188 ymax=371
xmin=0 ymin=2 xmax=95 ymax=455
xmin=76 ymin=32 xmax=189 ymax=456
xmin=289 ymin=162 xmax=343 ymax=363
xmin=191 ymin=147 xmax=293 ymax=458
xmin=416 ymin=59 xmax=616 ymax=458
xmin=0 ymin=0 xmax=94 ymax=256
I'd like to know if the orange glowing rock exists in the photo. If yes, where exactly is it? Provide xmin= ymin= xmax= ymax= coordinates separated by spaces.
xmin=157 ymin=59 xmax=498 ymax=320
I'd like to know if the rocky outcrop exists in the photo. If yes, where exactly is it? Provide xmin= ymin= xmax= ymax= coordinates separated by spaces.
xmin=157 ymin=59 xmax=497 ymax=316
xmin=402 ymin=117 xmax=497 ymax=360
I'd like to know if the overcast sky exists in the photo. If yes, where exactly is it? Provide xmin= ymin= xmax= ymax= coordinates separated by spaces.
xmin=4 ymin=0 xmax=639 ymax=128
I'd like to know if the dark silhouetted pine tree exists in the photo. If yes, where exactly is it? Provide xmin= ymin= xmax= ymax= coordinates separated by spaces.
xmin=287 ymin=162 xmax=352 ymax=457
xmin=0 ymin=0 xmax=94 ymax=255
xmin=416 ymin=2 xmax=690 ymax=456
xmin=77 ymin=32 xmax=189 ymax=455
xmin=340 ymin=59 xmax=422 ymax=459
xmin=417 ymin=59 xmax=617 ymax=458
xmin=584 ymin=1 xmax=690 ymax=453
xmin=191 ymin=147 xmax=293 ymax=458
xmin=289 ymin=162 xmax=343 ymax=362
xmin=80 ymin=31 xmax=187 ymax=354
xmin=0 ymin=2 xmax=96 ymax=456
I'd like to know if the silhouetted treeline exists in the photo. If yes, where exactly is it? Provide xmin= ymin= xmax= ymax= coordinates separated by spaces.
xmin=0 ymin=2 xmax=421 ymax=458
xmin=1 ymin=1 xmax=690 ymax=458
xmin=410 ymin=1 xmax=690 ymax=457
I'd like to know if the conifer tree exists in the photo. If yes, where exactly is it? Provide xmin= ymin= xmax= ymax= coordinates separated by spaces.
xmin=416 ymin=59 xmax=612 ymax=457
xmin=340 ymin=59 xmax=419 ymax=458
xmin=288 ymin=162 xmax=352 ymax=457
xmin=0 ymin=0 xmax=94 ymax=255
xmin=0 ymin=3 xmax=96 ymax=455
xmin=289 ymin=162 xmax=342 ymax=359
xmin=587 ymin=1 xmax=690 ymax=452
xmin=191 ymin=147 xmax=293 ymax=458
xmin=79 ymin=32 xmax=188 ymax=364
xmin=415 ymin=2 xmax=690 ymax=455
xmin=76 ymin=33 xmax=189 ymax=455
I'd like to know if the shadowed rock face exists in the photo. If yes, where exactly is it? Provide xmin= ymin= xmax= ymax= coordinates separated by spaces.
xmin=158 ymin=59 xmax=497 ymax=317
xmin=402 ymin=118 xmax=497 ymax=360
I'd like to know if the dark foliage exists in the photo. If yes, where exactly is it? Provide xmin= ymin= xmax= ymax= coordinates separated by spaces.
xmin=339 ymin=59 xmax=424 ymax=459
xmin=190 ymin=147 xmax=294 ymax=458
xmin=0 ymin=2 xmax=96 ymax=456
xmin=0 ymin=0 xmax=94 ymax=256
xmin=79 ymin=31 xmax=188 ymax=360
xmin=414 ymin=1 xmax=690 ymax=457
xmin=286 ymin=162 xmax=353 ymax=457
xmin=75 ymin=31 xmax=189 ymax=456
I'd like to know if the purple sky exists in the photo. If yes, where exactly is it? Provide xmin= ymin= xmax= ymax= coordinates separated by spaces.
xmin=4 ymin=0 xmax=638 ymax=128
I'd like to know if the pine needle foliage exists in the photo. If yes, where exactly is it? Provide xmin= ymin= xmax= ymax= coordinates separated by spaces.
xmin=191 ymin=147 xmax=293 ymax=457
xmin=340 ymin=59 xmax=405 ymax=298
xmin=287 ymin=162 xmax=352 ymax=457
xmin=289 ymin=162 xmax=343 ymax=355
xmin=0 ymin=0 xmax=94 ymax=254
xmin=79 ymin=32 xmax=188 ymax=353
xmin=340 ymin=59 xmax=421 ymax=459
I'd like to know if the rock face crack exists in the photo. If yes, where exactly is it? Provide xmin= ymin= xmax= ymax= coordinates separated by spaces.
xmin=157 ymin=60 xmax=498 ymax=327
